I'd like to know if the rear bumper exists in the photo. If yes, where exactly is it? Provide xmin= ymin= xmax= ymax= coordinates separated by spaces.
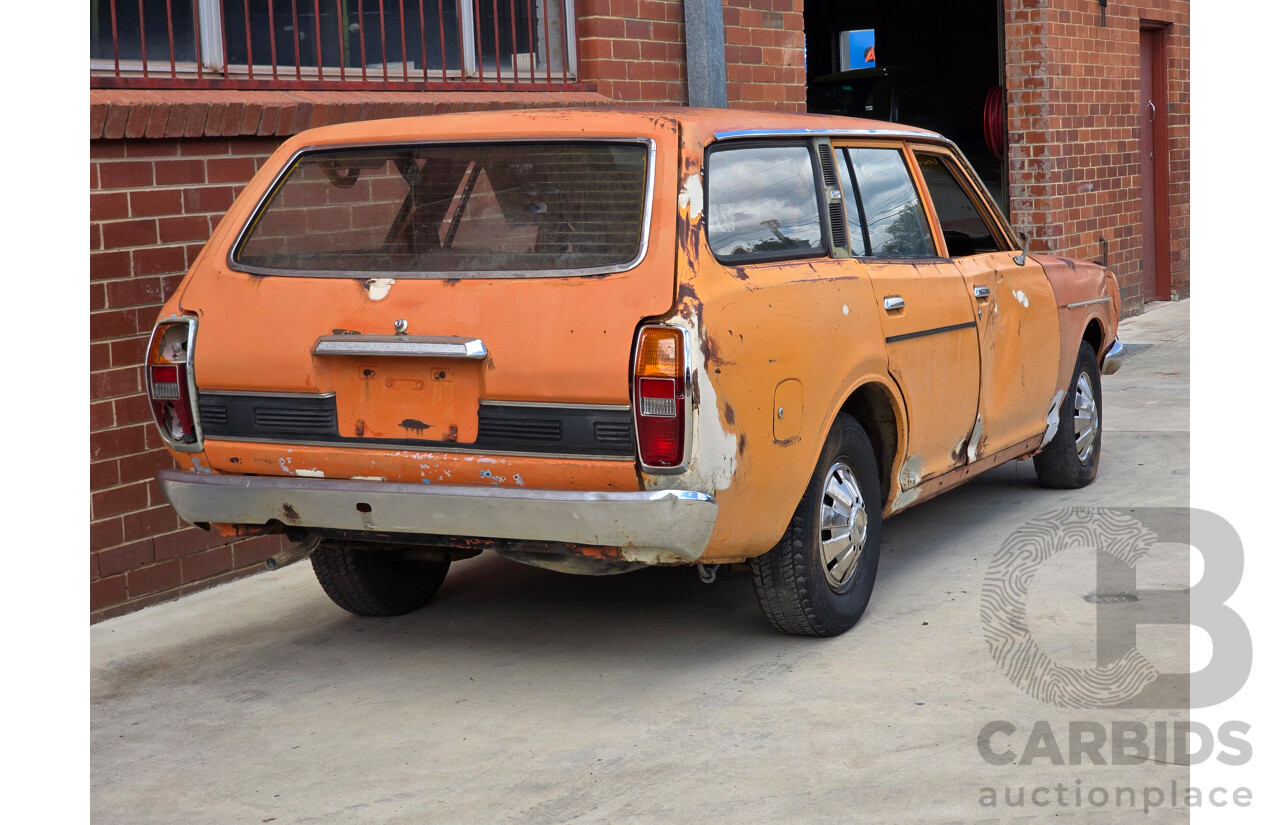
xmin=1101 ymin=338 xmax=1126 ymax=375
xmin=157 ymin=470 xmax=717 ymax=564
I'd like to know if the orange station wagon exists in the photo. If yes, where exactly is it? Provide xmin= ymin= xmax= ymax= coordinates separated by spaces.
xmin=147 ymin=108 xmax=1124 ymax=636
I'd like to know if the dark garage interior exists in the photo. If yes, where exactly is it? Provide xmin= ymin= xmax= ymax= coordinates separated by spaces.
xmin=804 ymin=0 xmax=1007 ymax=212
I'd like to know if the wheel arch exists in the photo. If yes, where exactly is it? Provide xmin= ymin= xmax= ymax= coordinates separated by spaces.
xmin=837 ymin=380 xmax=902 ymax=509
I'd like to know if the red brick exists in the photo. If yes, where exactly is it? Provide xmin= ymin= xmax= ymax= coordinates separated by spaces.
xmin=91 ymin=518 xmax=124 ymax=552
xmin=129 ymin=188 xmax=185 ymax=218
xmin=93 ymin=481 xmax=151 ymax=521
xmin=98 ymin=160 xmax=155 ymax=190
xmin=119 ymin=450 xmax=176 ymax=485
xmin=91 ymin=192 xmax=130 ymax=222
xmin=114 ymin=394 xmax=154 ymax=427
xmin=158 ymin=215 xmax=211 ymax=244
xmin=91 ymin=574 xmax=128 ymax=611
xmin=109 ymin=336 xmax=148 ymax=368
xmin=91 ymin=250 xmax=132 ymax=281
xmin=122 ymin=506 xmax=179 ymax=542
xmin=89 ymin=424 xmax=147 ymax=461
xmin=98 ymin=539 xmax=156 ymax=578
xmin=154 ymin=526 xmax=230 ymax=561
xmin=90 ymin=458 xmax=120 ymax=490
xmin=154 ymin=158 xmax=207 ymax=186
xmin=105 ymin=276 xmax=165 ymax=309
xmin=184 ymin=186 xmax=235 ymax=214
xmin=181 ymin=545 xmax=235 ymax=583
xmin=90 ymin=367 xmax=140 ymax=400
xmin=206 ymin=156 xmax=259 ymax=184
xmin=132 ymin=245 xmax=189 ymax=278
xmin=127 ymin=559 xmax=182 ymax=597
xmin=101 ymin=219 xmax=158 ymax=250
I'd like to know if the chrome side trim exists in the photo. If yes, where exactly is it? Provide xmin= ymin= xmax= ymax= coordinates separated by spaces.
xmin=713 ymin=127 xmax=943 ymax=142
xmin=198 ymin=390 xmax=336 ymax=399
xmin=157 ymin=470 xmax=717 ymax=563
xmin=1101 ymin=339 xmax=1126 ymax=375
xmin=229 ymin=137 xmax=657 ymax=280
xmin=313 ymin=335 xmax=488 ymax=359
xmin=1065 ymin=296 xmax=1113 ymax=310
xmin=482 ymin=400 xmax=632 ymax=411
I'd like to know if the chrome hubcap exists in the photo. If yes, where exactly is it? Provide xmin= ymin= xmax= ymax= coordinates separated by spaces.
xmin=819 ymin=460 xmax=869 ymax=589
xmin=1074 ymin=371 xmax=1098 ymax=463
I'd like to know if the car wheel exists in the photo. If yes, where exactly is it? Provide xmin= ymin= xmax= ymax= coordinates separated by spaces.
xmin=750 ymin=413 xmax=882 ymax=637
xmin=310 ymin=541 xmax=451 ymax=617
xmin=1033 ymin=340 xmax=1102 ymax=489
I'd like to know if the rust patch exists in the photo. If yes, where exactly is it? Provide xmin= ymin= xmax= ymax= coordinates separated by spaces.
xmin=331 ymin=328 xmax=361 ymax=335
xmin=729 ymin=266 xmax=750 ymax=281
xmin=355 ymin=419 xmax=366 ymax=436
xmin=228 ymin=457 xmax=241 ymax=464
xmin=444 ymin=425 xmax=459 ymax=442
xmin=723 ymin=402 xmax=736 ymax=425
xmin=737 ymin=433 xmax=748 ymax=456
xmin=401 ymin=418 xmax=431 ymax=434
xmin=281 ymin=503 xmax=300 ymax=522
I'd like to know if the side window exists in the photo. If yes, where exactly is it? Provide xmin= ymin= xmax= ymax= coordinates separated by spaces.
xmin=843 ymin=147 xmax=935 ymax=258
xmin=915 ymin=153 xmax=1007 ymax=257
xmin=706 ymin=144 xmax=825 ymax=262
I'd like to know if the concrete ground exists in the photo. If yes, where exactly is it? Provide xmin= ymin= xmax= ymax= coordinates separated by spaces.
xmin=92 ymin=300 xmax=1192 ymax=825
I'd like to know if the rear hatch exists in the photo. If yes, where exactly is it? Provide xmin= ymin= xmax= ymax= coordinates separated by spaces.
xmin=179 ymin=119 xmax=679 ymax=471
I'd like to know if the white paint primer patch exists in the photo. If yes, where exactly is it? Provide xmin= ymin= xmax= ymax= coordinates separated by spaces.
xmin=677 ymin=173 xmax=704 ymax=222
xmin=367 ymin=278 xmax=396 ymax=301
xmin=842 ymin=304 xmax=850 ymax=316
xmin=294 ymin=468 xmax=325 ymax=478
xmin=1013 ymin=288 xmax=1029 ymax=308
xmin=351 ymin=475 xmax=385 ymax=481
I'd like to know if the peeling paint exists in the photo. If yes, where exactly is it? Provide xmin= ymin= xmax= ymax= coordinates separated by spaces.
xmin=966 ymin=415 xmax=985 ymax=463
xmin=191 ymin=457 xmax=212 ymax=474
xmin=1013 ymin=289 xmax=1029 ymax=308
xmin=842 ymin=304 xmax=850 ymax=316
xmin=677 ymin=172 xmax=703 ymax=222
xmin=898 ymin=454 xmax=924 ymax=489
xmin=277 ymin=457 xmax=292 ymax=474
xmin=351 ymin=475 xmax=385 ymax=481
xmin=513 ymin=473 xmax=525 ymax=486
xmin=1039 ymin=389 xmax=1066 ymax=449
xmin=294 ymin=468 xmax=325 ymax=478
xmin=365 ymin=278 xmax=395 ymax=301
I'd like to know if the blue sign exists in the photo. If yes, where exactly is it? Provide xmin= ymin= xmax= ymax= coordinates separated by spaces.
xmin=840 ymin=29 xmax=876 ymax=71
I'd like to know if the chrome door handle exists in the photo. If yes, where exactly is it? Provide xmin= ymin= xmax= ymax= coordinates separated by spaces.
xmin=884 ymin=296 xmax=905 ymax=311
xmin=973 ymin=285 xmax=991 ymax=299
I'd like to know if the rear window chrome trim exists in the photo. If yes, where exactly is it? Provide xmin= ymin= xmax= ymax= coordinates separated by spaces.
xmin=227 ymin=137 xmax=657 ymax=280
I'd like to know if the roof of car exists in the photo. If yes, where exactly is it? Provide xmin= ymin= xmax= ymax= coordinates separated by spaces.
xmin=281 ymin=106 xmax=944 ymax=150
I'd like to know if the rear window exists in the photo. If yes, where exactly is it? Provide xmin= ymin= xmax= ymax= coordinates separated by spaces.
xmin=232 ymin=141 xmax=651 ymax=277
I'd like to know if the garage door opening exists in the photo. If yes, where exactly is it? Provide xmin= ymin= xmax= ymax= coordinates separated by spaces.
xmin=804 ymin=0 xmax=1007 ymax=214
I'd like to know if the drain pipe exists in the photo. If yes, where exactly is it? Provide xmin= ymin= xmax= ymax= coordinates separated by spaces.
xmin=684 ymin=0 xmax=728 ymax=107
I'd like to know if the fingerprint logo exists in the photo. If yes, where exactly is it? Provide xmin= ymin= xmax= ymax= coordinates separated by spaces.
xmin=981 ymin=507 xmax=1161 ymax=708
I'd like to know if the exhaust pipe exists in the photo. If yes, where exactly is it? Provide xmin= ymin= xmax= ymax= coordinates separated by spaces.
xmin=266 ymin=537 xmax=320 ymax=571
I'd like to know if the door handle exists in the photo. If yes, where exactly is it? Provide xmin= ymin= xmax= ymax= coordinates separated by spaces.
xmin=884 ymin=296 xmax=905 ymax=311
xmin=973 ymin=285 xmax=991 ymax=299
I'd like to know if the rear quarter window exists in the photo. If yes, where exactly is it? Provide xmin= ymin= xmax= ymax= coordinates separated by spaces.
xmin=705 ymin=143 xmax=826 ymax=264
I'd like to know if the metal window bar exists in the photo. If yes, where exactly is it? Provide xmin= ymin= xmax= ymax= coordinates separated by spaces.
xmin=91 ymin=0 xmax=579 ymax=90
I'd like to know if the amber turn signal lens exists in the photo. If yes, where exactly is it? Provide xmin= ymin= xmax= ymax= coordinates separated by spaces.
xmin=635 ymin=328 xmax=682 ymax=379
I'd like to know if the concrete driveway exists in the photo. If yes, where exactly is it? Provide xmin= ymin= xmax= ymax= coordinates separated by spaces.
xmin=92 ymin=300 xmax=1192 ymax=824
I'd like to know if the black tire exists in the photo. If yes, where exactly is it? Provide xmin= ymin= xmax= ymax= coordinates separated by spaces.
xmin=750 ymin=413 xmax=882 ymax=637
xmin=1034 ymin=341 xmax=1102 ymax=489
xmin=310 ymin=541 xmax=451 ymax=617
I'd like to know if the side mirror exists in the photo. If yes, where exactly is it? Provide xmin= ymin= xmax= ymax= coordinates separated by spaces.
xmin=1013 ymin=232 xmax=1029 ymax=267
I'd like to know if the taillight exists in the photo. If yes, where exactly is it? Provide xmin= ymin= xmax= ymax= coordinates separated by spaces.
xmin=146 ymin=320 xmax=200 ymax=448
xmin=633 ymin=326 xmax=686 ymax=469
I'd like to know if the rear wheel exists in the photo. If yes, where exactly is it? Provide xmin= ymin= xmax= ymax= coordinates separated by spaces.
xmin=1034 ymin=341 xmax=1102 ymax=489
xmin=310 ymin=541 xmax=451 ymax=617
xmin=750 ymin=414 xmax=882 ymax=637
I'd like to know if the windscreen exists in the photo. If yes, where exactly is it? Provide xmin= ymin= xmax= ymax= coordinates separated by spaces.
xmin=233 ymin=141 xmax=649 ymax=276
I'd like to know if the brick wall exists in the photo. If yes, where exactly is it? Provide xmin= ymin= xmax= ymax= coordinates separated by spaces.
xmin=577 ymin=0 xmax=805 ymax=111
xmin=1004 ymin=0 xmax=1190 ymax=315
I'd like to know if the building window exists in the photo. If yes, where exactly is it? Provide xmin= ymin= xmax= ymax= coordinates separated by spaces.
xmin=90 ymin=0 xmax=578 ymax=88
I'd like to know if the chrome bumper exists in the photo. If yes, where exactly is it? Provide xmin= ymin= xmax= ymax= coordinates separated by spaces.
xmin=157 ymin=470 xmax=717 ymax=563
xmin=1101 ymin=339 xmax=1126 ymax=375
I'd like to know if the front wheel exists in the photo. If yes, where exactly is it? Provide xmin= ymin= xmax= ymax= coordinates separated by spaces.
xmin=750 ymin=414 xmax=882 ymax=637
xmin=310 ymin=541 xmax=451 ymax=617
xmin=1034 ymin=341 xmax=1102 ymax=489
